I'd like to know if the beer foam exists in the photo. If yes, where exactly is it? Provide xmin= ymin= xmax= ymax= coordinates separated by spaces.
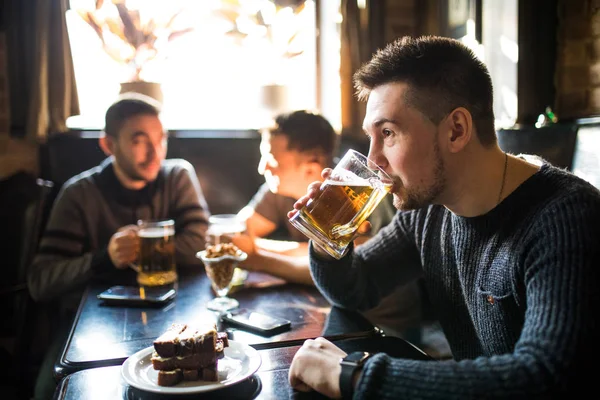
xmin=324 ymin=178 xmax=370 ymax=186
xmin=368 ymin=177 xmax=392 ymax=191
xmin=328 ymin=169 xmax=363 ymax=183
xmin=207 ymin=223 xmax=245 ymax=236
xmin=139 ymin=227 xmax=175 ymax=238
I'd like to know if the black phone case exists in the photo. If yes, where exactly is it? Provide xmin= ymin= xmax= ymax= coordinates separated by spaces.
xmin=97 ymin=286 xmax=176 ymax=307
xmin=221 ymin=310 xmax=292 ymax=336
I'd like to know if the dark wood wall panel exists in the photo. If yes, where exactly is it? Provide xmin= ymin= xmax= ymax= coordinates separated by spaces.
xmin=39 ymin=133 xmax=264 ymax=216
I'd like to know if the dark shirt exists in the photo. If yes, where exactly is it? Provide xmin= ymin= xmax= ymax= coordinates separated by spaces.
xmin=247 ymin=183 xmax=308 ymax=242
xmin=310 ymin=163 xmax=600 ymax=398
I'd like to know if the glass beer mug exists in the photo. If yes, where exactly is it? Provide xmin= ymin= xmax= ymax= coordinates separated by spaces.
xmin=135 ymin=219 xmax=177 ymax=286
xmin=289 ymin=149 xmax=392 ymax=259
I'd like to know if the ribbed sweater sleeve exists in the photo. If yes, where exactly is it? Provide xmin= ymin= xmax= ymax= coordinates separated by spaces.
xmin=309 ymin=210 xmax=424 ymax=312
xmin=167 ymin=160 xmax=210 ymax=267
xmin=310 ymin=165 xmax=600 ymax=398
xmin=28 ymin=182 xmax=98 ymax=302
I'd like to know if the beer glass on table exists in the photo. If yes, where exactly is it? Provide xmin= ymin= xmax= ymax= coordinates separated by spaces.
xmin=135 ymin=219 xmax=177 ymax=286
xmin=289 ymin=149 xmax=392 ymax=259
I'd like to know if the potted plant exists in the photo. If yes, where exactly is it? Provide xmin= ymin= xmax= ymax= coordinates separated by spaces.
xmin=214 ymin=0 xmax=308 ymax=115
xmin=72 ymin=0 xmax=194 ymax=103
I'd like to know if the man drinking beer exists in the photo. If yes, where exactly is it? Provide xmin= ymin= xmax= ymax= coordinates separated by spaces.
xmin=288 ymin=35 xmax=600 ymax=399
xmin=232 ymin=110 xmax=445 ymax=350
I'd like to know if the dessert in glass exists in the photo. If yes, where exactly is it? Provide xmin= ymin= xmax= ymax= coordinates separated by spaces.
xmin=196 ymin=243 xmax=247 ymax=312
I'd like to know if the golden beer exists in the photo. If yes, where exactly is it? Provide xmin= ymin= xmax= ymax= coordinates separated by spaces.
xmin=136 ymin=224 xmax=177 ymax=286
xmin=289 ymin=149 xmax=392 ymax=259
xmin=290 ymin=178 xmax=391 ymax=259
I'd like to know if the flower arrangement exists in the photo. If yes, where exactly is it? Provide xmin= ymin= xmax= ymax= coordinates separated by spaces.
xmin=214 ymin=0 xmax=308 ymax=61
xmin=73 ymin=0 xmax=194 ymax=82
xmin=210 ymin=0 xmax=312 ymax=114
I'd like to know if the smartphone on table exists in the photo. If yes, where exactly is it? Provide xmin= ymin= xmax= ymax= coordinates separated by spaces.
xmin=221 ymin=308 xmax=292 ymax=336
xmin=97 ymin=285 xmax=176 ymax=307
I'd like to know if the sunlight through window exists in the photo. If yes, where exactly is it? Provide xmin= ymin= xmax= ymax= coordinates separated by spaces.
xmin=67 ymin=0 xmax=318 ymax=130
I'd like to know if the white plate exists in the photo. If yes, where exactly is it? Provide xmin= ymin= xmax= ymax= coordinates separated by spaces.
xmin=121 ymin=341 xmax=261 ymax=394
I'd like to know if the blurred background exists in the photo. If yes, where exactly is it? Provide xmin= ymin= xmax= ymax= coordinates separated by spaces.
xmin=2 ymin=1 xmax=600 ymax=395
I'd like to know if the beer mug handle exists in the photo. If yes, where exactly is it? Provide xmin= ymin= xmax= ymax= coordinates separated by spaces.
xmin=331 ymin=194 xmax=368 ymax=238
xmin=128 ymin=263 xmax=141 ymax=273
xmin=331 ymin=201 xmax=373 ymax=238
xmin=331 ymin=177 xmax=388 ymax=239
xmin=330 ymin=220 xmax=358 ymax=239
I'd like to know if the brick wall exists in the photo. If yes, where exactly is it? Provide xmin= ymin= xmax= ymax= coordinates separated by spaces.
xmin=556 ymin=0 xmax=600 ymax=118
xmin=384 ymin=0 xmax=418 ymax=44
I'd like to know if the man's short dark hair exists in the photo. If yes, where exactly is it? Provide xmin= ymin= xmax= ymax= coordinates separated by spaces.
xmin=104 ymin=93 xmax=162 ymax=138
xmin=353 ymin=35 xmax=496 ymax=146
xmin=268 ymin=110 xmax=337 ymax=165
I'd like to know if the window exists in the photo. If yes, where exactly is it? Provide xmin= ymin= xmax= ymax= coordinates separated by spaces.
xmin=572 ymin=126 xmax=600 ymax=189
xmin=451 ymin=0 xmax=518 ymax=129
xmin=481 ymin=0 xmax=518 ymax=129
xmin=67 ymin=0 xmax=323 ymax=130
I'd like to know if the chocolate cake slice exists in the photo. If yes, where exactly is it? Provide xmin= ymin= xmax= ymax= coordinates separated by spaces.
xmin=152 ymin=322 xmax=228 ymax=386
xmin=153 ymin=323 xmax=187 ymax=358
xmin=157 ymin=368 xmax=182 ymax=387
xmin=157 ymin=362 xmax=219 ymax=387
xmin=151 ymin=350 xmax=216 ymax=370
xmin=177 ymin=324 xmax=217 ymax=357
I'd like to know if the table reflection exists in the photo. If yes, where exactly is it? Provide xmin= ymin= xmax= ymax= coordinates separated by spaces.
xmin=55 ymin=269 xmax=361 ymax=380
xmin=54 ymin=333 xmax=430 ymax=400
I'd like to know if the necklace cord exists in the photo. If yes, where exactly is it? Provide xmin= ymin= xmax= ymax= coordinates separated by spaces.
xmin=497 ymin=153 xmax=508 ymax=204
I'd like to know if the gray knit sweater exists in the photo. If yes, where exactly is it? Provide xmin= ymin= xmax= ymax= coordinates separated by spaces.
xmin=310 ymin=164 xmax=600 ymax=399
xmin=28 ymin=157 xmax=210 ymax=302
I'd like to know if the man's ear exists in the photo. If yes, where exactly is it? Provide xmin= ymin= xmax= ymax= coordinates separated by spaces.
xmin=98 ymin=133 xmax=114 ymax=156
xmin=303 ymin=159 xmax=323 ymax=180
xmin=443 ymin=107 xmax=472 ymax=154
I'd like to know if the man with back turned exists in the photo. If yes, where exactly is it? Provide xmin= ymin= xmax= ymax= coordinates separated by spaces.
xmin=288 ymin=35 xmax=600 ymax=399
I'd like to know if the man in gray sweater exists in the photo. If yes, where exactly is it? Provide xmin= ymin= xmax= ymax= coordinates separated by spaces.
xmin=28 ymin=93 xmax=210 ymax=399
xmin=29 ymin=94 xmax=210 ymax=302
xmin=288 ymin=36 xmax=600 ymax=398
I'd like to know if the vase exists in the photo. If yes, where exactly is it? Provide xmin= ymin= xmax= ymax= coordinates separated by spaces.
xmin=119 ymin=81 xmax=163 ymax=104
xmin=260 ymin=84 xmax=290 ymax=118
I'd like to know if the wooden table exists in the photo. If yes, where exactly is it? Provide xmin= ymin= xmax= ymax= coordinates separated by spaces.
xmin=53 ymin=336 xmax=433 ymax=399
xmin=54 ymin=270 xmax=377 ymax=380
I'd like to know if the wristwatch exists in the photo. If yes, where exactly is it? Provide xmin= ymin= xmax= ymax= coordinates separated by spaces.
xmin=339 ymin=351 xmax=372 ymax=399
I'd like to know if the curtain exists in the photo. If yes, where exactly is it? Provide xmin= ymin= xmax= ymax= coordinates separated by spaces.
xmin=340 ymin=0 xmax=383 ymax=140
xmin=0 ymin=33 xmax=9 ymax=139
xmin=340 ymin=0 xmax=366 ymax=139
xmin=5 ymin=0 xmax=79 ymax=143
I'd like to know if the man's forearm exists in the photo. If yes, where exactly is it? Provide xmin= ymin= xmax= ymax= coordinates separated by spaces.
xmin=254 ymin=238 xmax=309 ymax=256
xmin=251 ymin=248 xmax=315 ymax=286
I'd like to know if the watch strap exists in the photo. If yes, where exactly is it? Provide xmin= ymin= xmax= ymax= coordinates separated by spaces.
xmin=339 ymin=352 xmax=370 ymax=399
